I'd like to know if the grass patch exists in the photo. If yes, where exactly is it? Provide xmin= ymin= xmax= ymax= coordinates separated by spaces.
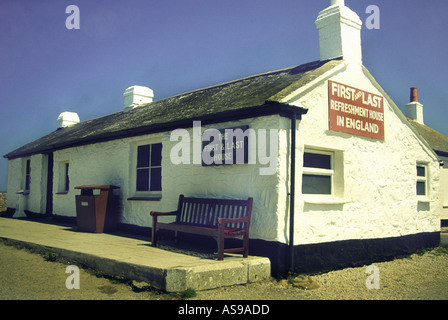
xmin=429 ymin=246 xmax=448 ymax=256
xmin=42 ymin=252 xmax=59 ymax=262
xmin=180 ymin=288 xmax=197 ymax=299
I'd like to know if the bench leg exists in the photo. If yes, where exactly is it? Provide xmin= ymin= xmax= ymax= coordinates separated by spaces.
xmin=152 ymin=219 xmax=157 ymax=247
xmin=243 ymin=234 xmax=249 ymax=258
xmin=152 ymin=229 xmax=158 ymax=246
xmin=217 ymin=236 xmax=224 ymax=261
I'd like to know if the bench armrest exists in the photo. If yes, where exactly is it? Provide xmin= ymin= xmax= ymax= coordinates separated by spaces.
xmin=218 ymin=216 xmax=250 ymax=226
xmin=150 ymin=211 xmax=178 ymax=217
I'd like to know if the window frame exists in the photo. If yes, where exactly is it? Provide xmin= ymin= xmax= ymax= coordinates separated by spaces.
xmin=130 ymin=140 xmax=163 ymax=199
xmin=302 ymin=149 xmax=335 ymax=198
xmin=416 ymin=163 xmax=429 ymax=198
xmin=65 ymin=162 xmax=70 ymax=192
xmin=56 ymin=161 xmax=70 ymax=194
xmin=24 ymin=158 xmax=31 ymax=192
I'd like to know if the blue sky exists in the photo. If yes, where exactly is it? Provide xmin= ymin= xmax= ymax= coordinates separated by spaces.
xmin=1 ymin=0 xmax=447 ymax=190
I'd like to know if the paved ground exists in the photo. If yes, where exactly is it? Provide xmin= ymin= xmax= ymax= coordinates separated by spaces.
xmin=0 ymin=217 xmax=270 ymax=292
xmin=0 ymin=240 xmax=169 ymax=300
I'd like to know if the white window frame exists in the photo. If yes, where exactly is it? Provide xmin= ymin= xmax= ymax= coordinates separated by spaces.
xmin=56 ymin=161 xmax=70 ymax=194
xmin=130 ymin=138 xmax=163 ymax=199
xmin=416 ymin=162 xmax=429 ymax=199
xmin=302 ymin=149 xmax=334 ymax=199
xmin=301 ymin=147 xmax=345 ymax=204
xmin=22 ymin=158 xmax=31 ymax=193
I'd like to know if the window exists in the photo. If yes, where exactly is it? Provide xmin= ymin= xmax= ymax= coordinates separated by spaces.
xmin=24 ymin=159 xmax=31 ymax=191
xmin=416 ymin=163 xmax=428 ymax=197
xmin=56 ymin=161 xmax=70 ymax=194
xmin=302 ymin=150 xmax=333 ymax=195
xmin=136 ymin=143 xmax=162 ymax=192
xmin=65 ymin=163 xmax=70 ymax=192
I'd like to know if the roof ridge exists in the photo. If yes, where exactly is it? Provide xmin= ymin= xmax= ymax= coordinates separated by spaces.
xmin=138 ymin=59 xmax=335 ymax=108
xmin=147 ymin=65 xmax=301 ymax=105
xmin=188 ymin=59 xmax=333 ymax=94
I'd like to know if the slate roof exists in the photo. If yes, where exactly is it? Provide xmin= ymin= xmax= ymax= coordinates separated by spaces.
xmin=4 ymin=59 xmax=344 ymax=160
xmin=407 ymin=119 xmax=448 ymax=157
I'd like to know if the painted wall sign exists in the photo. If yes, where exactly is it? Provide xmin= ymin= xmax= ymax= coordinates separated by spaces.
xmin=202 ymin=125 xmax=249 ymax=166
xmin=328 ymin=80 xmax=385 ymax=140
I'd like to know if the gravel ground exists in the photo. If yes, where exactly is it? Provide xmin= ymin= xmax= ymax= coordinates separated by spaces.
xmin=1 ymin=238 xmax=448 ymax=300
xmin=194 ymin=247 xmax=448 ymax=300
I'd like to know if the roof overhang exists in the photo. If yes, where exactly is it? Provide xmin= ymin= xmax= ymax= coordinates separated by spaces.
xmin=4 ymin=101 xmax=307 ymax=160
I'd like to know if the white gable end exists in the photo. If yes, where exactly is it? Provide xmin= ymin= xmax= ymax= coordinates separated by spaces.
xmin=281 ymin=62 xmax=440 ymax=245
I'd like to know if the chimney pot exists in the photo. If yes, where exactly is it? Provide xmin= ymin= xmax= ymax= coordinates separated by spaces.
xmin=57 ymin=112 xmax=80 ymax=128
xmin=123 ymin=85 xmax=154 ymax=111
xmin=406 ymin=87 xmax=424 ymax=124
xmin=410 ymin=87 xmax=418 ymax=102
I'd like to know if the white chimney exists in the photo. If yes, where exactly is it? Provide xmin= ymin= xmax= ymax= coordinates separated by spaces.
xmin=406 ymin=87 xmax=424 ymax=124
xmin=123 ymin=85 xmax=154 ymax=111
xmin=315 ymin=0 xmax=363 ymax=64
xmin=57 ymin=112 xmax=80 ymax=128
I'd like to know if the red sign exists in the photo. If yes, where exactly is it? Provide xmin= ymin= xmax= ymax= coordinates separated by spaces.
xmin=328 ymin=80 xmax=384 ymax=140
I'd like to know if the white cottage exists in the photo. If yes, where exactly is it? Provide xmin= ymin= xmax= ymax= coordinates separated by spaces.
xmin=3 ymin=1 xmax=441 ymax=274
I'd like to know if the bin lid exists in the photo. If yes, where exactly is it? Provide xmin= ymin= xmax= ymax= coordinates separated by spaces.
xmin=75 ymin=185 xmax=119 ymax=190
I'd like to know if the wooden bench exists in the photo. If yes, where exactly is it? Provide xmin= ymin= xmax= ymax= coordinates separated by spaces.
xmin=150 ymin=195 xmax=253 ymax=260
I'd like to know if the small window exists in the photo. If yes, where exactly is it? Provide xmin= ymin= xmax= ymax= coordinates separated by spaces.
xmin=136 ymin=143 xmax=162 ymax=192
xmin=56 ymin=161 xmax=70 ymax=194
xmin=302 ymin=150 xmax=333 ymax=195
xmin=416 ymin=164 xmax=428 ymax=196
xmin=64 ymin=163 xmax=70 ymax=192
xmin=24 ymin=159 xmax=31 ymax=191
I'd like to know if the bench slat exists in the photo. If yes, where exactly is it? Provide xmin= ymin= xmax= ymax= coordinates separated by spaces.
xmin=180 ymin=198 xmax=251 ymax=228
xmin=181 ymin=200 xmax=225 ymax=227
xmin=151 ymin=194 xmax=253 ymax=260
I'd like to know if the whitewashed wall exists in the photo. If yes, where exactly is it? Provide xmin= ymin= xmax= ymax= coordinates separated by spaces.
xmin=7 ymin=154 xmax=49 ymax=217
xmin=284 ymin=62 xmax=440 ymax=246
xmin=47 ymin=115 xmax=285 ymax=241
xmin=161 ymin=116 xmax=285 ymax=242
xmin=6 ymin=158 xmax=22 ymax=215
xmin=440 ymin=156 xmax=448 ymax=220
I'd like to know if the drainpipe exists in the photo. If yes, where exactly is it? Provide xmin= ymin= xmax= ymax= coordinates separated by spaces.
xmin=289 ymin=113 xmax=296 ymax=273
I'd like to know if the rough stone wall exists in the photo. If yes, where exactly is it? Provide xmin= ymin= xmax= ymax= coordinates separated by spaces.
xmin=286 ymin=63 xmax=440 ymax=246
xmin=6 ymin=158 xmax=21 ymax=211
xmin=47 ymin=115 xmax=284 ymax=241
xmin=6 ymin=155 xmax=48 ymax=217
xmin=440 ymin=156 xmax=448 ymax=220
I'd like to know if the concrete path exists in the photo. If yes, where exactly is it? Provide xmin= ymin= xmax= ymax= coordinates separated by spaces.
xmin=0 ymin=217 xmax=270 ymax=292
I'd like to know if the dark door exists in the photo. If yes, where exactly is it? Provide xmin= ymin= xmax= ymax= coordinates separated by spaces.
xmin=45 ymin=153 xmax=54 ymax=215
